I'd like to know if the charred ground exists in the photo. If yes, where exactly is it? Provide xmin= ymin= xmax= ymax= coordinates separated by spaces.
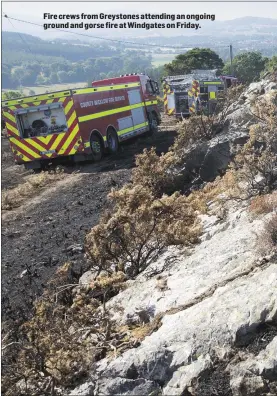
xmin=1 ymin=119 xmax=177 ymax=324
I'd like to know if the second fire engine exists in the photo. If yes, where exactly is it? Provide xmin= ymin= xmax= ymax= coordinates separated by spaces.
xmin=162 ymin=69 xmax=238 ymax=119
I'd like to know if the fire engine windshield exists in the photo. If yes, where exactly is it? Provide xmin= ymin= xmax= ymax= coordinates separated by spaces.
xmin=15 ymin=103 xmax=68 ymax=138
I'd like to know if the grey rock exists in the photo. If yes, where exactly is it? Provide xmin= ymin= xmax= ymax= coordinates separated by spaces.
xmin=79 ymin=269 xmax=98 ymax=286
xmin=68 ymin=381 xmax=95 ymax=395
xmin=229 ymin=337 xmax=277 ymax=396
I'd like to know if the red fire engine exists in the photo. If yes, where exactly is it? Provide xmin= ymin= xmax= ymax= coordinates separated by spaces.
xmin=1 ymin=74 xmax=161 ymax=170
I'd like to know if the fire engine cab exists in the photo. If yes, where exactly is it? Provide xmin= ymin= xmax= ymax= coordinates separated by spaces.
xmin=2 ymin=74 xmax=161 ymax=170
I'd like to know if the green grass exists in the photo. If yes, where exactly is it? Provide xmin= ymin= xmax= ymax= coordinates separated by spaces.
xmin=2 ymin=82 xmax=87 ymax=96
xmin=151 ymin=53 xmax=177 ymax=66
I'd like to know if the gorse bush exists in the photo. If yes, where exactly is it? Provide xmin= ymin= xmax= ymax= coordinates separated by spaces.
xmin=85 ymin=184 xmax=200 ymax=279
xmin=1 ymin=263 xmax=127 ymax=395
xmin=132 ymin=147 xmax=177 ymax=197
xmin=173 ymin=115 xmax=215 ymax=159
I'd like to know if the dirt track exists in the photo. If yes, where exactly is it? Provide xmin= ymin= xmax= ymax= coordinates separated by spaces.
xmin=1 ymin=122 xmax=177 ymax=323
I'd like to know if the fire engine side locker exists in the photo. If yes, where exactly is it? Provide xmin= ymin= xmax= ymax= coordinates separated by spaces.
xmin=117 ymin=87 xmax=148 ymax=141
xmin=128 ymin=89 xmax=147 ymax=128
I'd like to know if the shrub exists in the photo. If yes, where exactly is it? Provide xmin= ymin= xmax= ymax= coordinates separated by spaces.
xmin=132 ymin=147 xmax=177 ymax=197
xmin=249 ymin=192 xmax=277 ymax=216
xmin=172 ymin=115 xmax=216 ymax=161
xmin=258 ymin=214 xmax=277 ymax=256
xmin=85 ymin=184 xmax=200 ymax=279
xmin=1 ymin=263 xmax=123 ymax=396
xmin=222 ymin=92 xmax=277 ymax=199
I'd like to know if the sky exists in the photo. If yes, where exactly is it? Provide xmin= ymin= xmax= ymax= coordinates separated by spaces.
xmin=2 ymin=1 xmax=277 ymax=39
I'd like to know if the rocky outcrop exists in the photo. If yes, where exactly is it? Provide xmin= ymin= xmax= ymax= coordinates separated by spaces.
xmin=69 ymin=203 xmax=277 ymax=395
xmin=68 ymin=79 xmax=277 ymax=396
xmin=181 ymin=78 xmax=277 ymax=184
xmin=229 ymin=337 xmax=277 ymax=396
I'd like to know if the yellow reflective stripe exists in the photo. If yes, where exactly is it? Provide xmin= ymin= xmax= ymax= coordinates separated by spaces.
xmin=168 ymin=109 xmax=175 ymax=115
xmin=25 ymin=138 xmax=47 ymax=153
xmin=145 ymin=100 xmax=157 ymax=106
xmin=51 ymin=133 xmax=66 ymax=150
xmin=84 ymin=142 xmax=90 ymax=148
xmin=2 ymin=91 xmax=71 ymax=106
xmin=67 ymin=111 xmax=77 ymax=128
xmin=79 ymin=102 xmax=143 ymax=123
xmin=10 ymin=138 xmax=41 ymax=158
xmin=64 ymin=100 xmax=73 ymax=115
xmin=73 ymin=82 xmax=140 ymax=95
xmin=203 ymin=82 xmax=222 ymax=85
xmin=3 ymin=111 xmax=16 ymax=123
xmin=118 ymin=126 xmax=134 ymax=136
xmin=209 ymin=92 xmax=216 ymax=99
xmin=6 ymin=122 xmax=19 ymax=135
xmin=58 ymin=124 xmax=79 ymax=153
xmin=13 ymin=150 xmax=30 ymax=162
xmin=36 ymin=135 xmax=53 ymax=144
xmin=118 ymin=121 xmax=148 ymax=136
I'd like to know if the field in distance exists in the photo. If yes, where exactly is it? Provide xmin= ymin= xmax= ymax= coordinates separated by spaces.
xmin=2 ymin=82 xmax=87 ymax=97
xmin=151 ymin=53 xmax=177 ymax=66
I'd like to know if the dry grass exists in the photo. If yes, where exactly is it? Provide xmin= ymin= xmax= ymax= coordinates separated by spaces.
xmin=249 ymin=192 xmax=277 ymax=216
xmin=1 ymin=168 xmax=66 ymax=210
xmin=258 ymin=214 xmax=277 ymax=256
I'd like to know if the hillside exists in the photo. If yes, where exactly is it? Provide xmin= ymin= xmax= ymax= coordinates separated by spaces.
xmin=1 ymin=73 xmax=277 ymax=395
xmin=2 ymin=31 xmax=155 ymax=90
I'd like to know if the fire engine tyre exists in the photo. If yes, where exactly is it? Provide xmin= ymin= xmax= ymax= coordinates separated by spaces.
xmin=90 ymin=134 xmax=103 ymax=162
xmin=107 ymin=128 xmax=119 ymax=154
xmin=148 ymin=112 xmax=159 ymax=136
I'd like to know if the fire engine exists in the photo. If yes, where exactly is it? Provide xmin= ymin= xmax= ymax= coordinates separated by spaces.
xmin=1 ymin=74 xmax=161 ymax=170
xmin=162 ymin=70 xmax=238 ymax=119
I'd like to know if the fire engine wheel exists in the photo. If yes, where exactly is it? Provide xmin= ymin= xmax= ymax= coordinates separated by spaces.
xmin=107 ymin=128 xmax=119 ymax=154
xmin=90 ymin=134 xmax=103 ymax=162
xmin=148 ymin=112 xmax=159 ymax=136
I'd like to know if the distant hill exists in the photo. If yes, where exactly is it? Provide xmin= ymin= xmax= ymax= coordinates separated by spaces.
xmin=2 ymin=31 xmax=119 ymax=64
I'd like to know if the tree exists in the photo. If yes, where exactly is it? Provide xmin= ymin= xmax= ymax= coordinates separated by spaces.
xmin=49 ymin=72 xmax=59 ymax=84
xmin=164 ymin=48 xmax=224 ymax=75
xmin=2 ymin=91 xmax=22 ymax=100
xmin=263 ymin=55 xmax=277 ymax=75
xmin=57 ymin=70 xmax=69 ymax=83
xmin=36 ymin=75 xmax=46 ymax=85
xmin=223 ymin=52 xmax=267 ymax=84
